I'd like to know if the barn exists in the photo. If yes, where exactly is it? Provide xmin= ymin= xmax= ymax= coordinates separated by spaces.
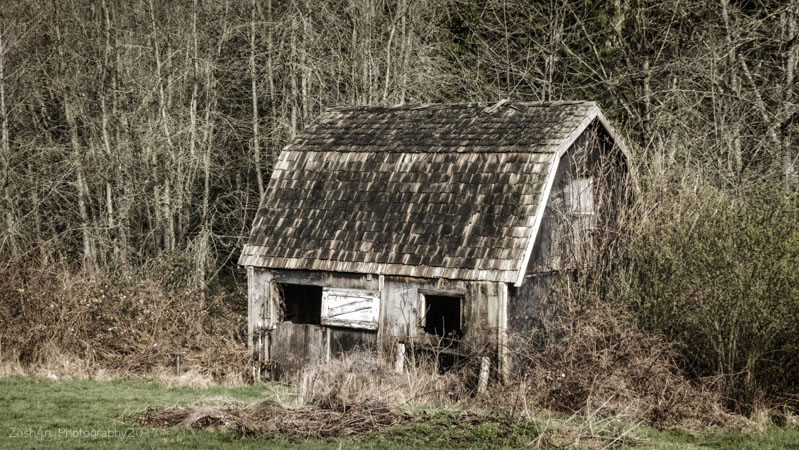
xmin=238 ymin=101 xmax=632 ymax=379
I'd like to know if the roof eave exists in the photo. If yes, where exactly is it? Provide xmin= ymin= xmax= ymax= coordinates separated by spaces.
xmin=238 ymin=248 xmax=518 ymax=283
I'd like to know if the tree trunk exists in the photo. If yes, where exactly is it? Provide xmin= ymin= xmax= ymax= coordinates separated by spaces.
xmin=290 ymin=11 xmax=299 ymax=137
xmin=382 ymin=5 xmax=398 ymax=103
xmin=251 ymin=0 xmax=264 ymax=199
xmin=782 ymin=2 xmax=797 ymax=186
xmin=56 ymin=13 xmax=96 ymax=273
xmin=720 ymin=0 xmax=743 ymax=177
xmin=266 ymin=0 xmax=275 ymax=106
xmin=0 ymin=25 xmax=16 ymax=258
xmin=149 ymin=0 xmax=175 ymax=252
xmin=65 ymin=101 xmax=96 ymax=273
xmin=109 ymin=3 xmax=128 ymax=268
xmin=300 ymin=0 xmax=310 ymax=124
xmin=398 ymin=0 xmax=409 ymax=104
xmin=101 ymin=0 xmax=118 ymax=264
xmin=266 ymin=0 xmax=277 ymax=161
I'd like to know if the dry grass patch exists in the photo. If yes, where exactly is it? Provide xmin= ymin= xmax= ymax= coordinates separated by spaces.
xmin=293 ymin=351 xmax=471 ymax=409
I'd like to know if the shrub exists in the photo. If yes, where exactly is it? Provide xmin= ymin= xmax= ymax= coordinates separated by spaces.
xmin=0 ymin=264 xmax=249 ymax=382
xmin=627 ymin=185 xmax=799 ymax=412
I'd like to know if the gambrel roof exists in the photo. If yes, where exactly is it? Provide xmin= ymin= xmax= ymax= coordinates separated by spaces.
xmin=238 ymin=101 xmax=629 ymax=285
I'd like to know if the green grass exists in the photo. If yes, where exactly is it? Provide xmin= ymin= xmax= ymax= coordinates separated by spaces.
xmin=635 ymin=425 xmax=799 ymax=449
xmin=371 ymin=409 xmax=543 ymax=449
xmin=0 ymin=376 xmax=797 ymax=449
xmin=0 ymin=376 xmax=314 ymax=449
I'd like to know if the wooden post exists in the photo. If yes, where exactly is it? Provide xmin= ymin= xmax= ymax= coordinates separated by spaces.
xmin=477 ymin=356 xmax=490 ymax=394
xmin=497 ymin=282 xmax=510 ymax=383
xmin=298 ymin=372 xmax=309 ymax=405
xmin=256 ymin=325 xmax=262 ymax=382
xmin=263 ymin=281 xmax=273 ymax=379
xmin=247 ymin=266 xmax=255 ymax=347
xmin=325 ymin=327 xmax=331 ymax=363
xmin=176 ymin=355 xmax=181 ymax=376
xmin=264 ymin=328 xmax=271 ymax=363
xmin=377 ymin=275 xmax=386 ymax=357
xmin=394 ymin=343 xmax=405 ymax=374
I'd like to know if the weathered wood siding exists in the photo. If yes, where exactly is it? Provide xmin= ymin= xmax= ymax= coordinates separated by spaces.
xmin=247 ymin=267 xmax=507 ymax=377
xmin=379 ymin=276 xmax=503 ymax=352
xmin=507 ymin=141 xmax=577 ymax=337
xmin=508 ymin=272 xmax=557 ymax=334
xmin=510 ymin=139 xmax=589 ymax=336
xmin=526 ymin=137 xmax=585 ymax=274
xmin=247 ymin=267 xmax=273 ymax=347
xmin=511 ymin=127 xmax=627 ymax=336
xmin=321 ymin=288 xmax=380 ymax=330
xmin=328 ymin=327 xmax=378 ymax=356
xmin=270 ymin=323 xmax=325 ymax=377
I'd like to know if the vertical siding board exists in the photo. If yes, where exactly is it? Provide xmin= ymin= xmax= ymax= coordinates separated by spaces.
xmin=247 ymin=267 xmax=271 ymax=347
xmin=247 ymin=266 xmax=254 ymax=347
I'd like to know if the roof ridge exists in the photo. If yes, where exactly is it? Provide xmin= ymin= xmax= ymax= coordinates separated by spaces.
xmin=324 ymin=100 xmax=598 ymax=112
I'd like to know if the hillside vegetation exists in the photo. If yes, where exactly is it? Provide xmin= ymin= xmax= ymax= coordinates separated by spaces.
xmin=1 ymin=0 xmax=797 ymax=422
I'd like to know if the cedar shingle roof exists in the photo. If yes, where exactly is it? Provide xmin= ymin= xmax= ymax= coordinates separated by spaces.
xmin=239 ymin=101 xmax=626 ymax=284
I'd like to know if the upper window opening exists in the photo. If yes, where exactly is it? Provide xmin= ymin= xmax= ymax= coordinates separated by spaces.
xmin=276 ymin=283 xmax=322 ymax=325
xmin=569 ymin=177 xmax=594 ymax=215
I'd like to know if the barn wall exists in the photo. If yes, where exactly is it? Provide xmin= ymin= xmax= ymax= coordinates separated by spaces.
xmin=510 ymin=126 xmax=621 ymax=336
xmin=508 ymin=272 xmax=558 ymax=334
xmin=508 ymin=145 xmax=576 ymax=337
xmin=247 ymin=267 xmax=507 ymax=376
xmin=508 ymin=144 xmax=571 ymax=334
xmin=380 ymin=276 xmax=501 ymax=351
xmin=526 ymin=158 xmax=569 ymax=275
xmin=247 ymin=267 xmax=273 ymax=347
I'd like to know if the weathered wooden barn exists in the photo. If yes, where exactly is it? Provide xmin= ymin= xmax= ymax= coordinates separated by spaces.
xmin=239 ymin=101 xmax=631 ymax=378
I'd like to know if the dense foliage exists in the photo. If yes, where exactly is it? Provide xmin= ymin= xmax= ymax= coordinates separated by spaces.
xmin=627 ymin=187 xmax=799 ymax=411
xmin=1 ymin=0 xmax=797 ymax=412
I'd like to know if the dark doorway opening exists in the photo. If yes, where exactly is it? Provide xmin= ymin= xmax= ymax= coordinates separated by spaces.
xmin=277 ymin=283 xmax=322 ymax=325
xmin=423 ymin=295 xmax=463 ymax=340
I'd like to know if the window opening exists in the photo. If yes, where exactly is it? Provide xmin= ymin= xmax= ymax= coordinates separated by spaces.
xmin=276 ymin=283 xmax=322 ymax=325
xmin=568 ymin=177 xmax=594 ymax=215
xmin=423 ymin=295 xmax=463 ymax=340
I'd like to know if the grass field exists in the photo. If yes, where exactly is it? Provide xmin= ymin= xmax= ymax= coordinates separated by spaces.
xmin=0 ymin=376 xmax=797 ymax=449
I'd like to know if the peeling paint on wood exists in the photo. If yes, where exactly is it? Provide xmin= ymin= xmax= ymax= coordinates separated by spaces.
xmin=321 ymin=288 xmax=380 ymax=330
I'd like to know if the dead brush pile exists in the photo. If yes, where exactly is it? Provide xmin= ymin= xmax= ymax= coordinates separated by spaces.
xmin=498 ymin=291 xmax=732 ymax=429
xmin=138 ymin=399 xmax=513 ymax=441
xmin=138 ymin=400 xmax=409 ymax=439
xmin=138 ymin=351 xmax=513 ymax=440
xmin=0 ymin=265 xmax=249 ymax=381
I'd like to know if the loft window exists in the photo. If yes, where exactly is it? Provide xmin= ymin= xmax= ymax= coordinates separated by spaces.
xmin=569 ymin=177 xmax=594 ymax=215
xmin=423 ymin=295 xmax=463 ymax=340
xmin=276 ymin=283 xmax=322 ymax=325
